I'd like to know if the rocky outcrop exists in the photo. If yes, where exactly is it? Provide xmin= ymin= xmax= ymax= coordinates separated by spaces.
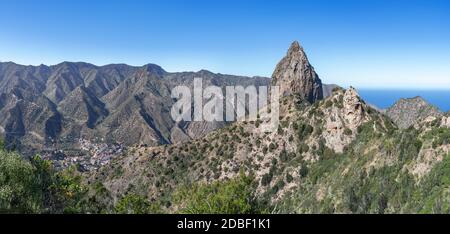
xmin=271 ymin=41 xmax=323 ymax=102
xmin=386 ymin=96 xmax=442 ymax=129
xmin=343 ymin=87 xmax=368 ymax=127
xmin=441 ymin=116 xmax=450 ymax=128
xmin=322 ymin=87 xmax=370 ymax=153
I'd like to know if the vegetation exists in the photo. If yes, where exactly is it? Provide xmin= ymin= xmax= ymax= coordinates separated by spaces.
xmin=0 ymin=140 xmax=89 ymax=213
xmin=276 ymin=121 xmax=450 ymax=214
xmin=115 ymin=194 xmax=162 ymax=214
xmin=173 ymin=172 xmax=266 ymax=214
xmin=1 ymin=93 xmax=449 ymax=214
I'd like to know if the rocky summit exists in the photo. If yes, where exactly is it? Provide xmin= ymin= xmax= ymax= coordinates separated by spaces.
xmin=271 ymin=41 xmax=323 ymax=102
xmin=386 ymin=96 xmax=443 ymax=129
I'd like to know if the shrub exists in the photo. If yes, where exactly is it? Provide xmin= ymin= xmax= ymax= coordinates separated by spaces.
xmin=344 ymin=128 xmax=353 ymax=136
xmin=278 ymin=126 xmax=284 ymax=135
xmin=299 ymin=143 xmax=310 ymax=154
xmin=279 ymin=149 xmax=288 ymax=162
xmin=286 ymin=173 xmax=293 ymax=183
xmin=115 ymin=194 xmax=161 ymax=214
xmin=0 ymin=151 xmax=90 ymax=214
xmin=299 ymin=164 xmax=309 ymax=178
xmin=269 ymin=143 xmax=278 ymax=152
xmin=0 ymin=151 xmax=42 ymax=213
xmin=298 ymin=123 xmax=314 ymax=140
xmin=262 ymin=146 xmax=268 ymax=154
xmin=174 ymin=173 xmax=263 ymax=214
xmin=261 ymin=173 xmax=273 ymax=186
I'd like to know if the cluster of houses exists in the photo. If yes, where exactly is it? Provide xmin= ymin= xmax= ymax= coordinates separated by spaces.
xmin=41 ymin=138 xmax=125 ymax=171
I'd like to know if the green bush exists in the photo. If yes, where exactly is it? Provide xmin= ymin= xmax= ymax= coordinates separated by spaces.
xmin=277 ymin=127 xmax=284 ymax=135
xmin=0 ymin=151 xmax=42 ymax=213
xmin=297 ymin=123 xmax=314 ymax=141
xmin=115 ymin=194 xmax=161 ymax=214
xmin=261 ymin=173 xmax=273 ymax=186
xmin=279 ymin=149 xmax=289 ymax=162
xmin=0 ymin=150 xmax=89 ymax=214
xmin=299 ymin=143 xmax=310 ymax=154
xmin=286 ymin=173 xmax=293 ymax=183
xmin=344 ymin=128 xmax=353 ymax=136
xmin=269 ymin=143 xmax=278 ymax=152
xmin=262 ymin=146 xmax=268 ymax=154
xmin=174 ymin=173 xmax=263 ymax=214
xmin=299 ymin=164 xmax=309 ymax=178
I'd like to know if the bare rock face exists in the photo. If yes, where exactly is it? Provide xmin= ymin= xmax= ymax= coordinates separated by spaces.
xmin=343 ymin=87 xmax=367 ymax=127
xmin=322 ymin=87 xmax=370 ymax=153
xmin=441 ymin=116 xmax=450 ymax=128
xmin=271 ymin=41 xmax=323 ymax=102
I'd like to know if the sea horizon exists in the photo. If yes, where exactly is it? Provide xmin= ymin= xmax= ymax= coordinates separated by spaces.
xmin=357 ymin=88 xmax=450 ymax=112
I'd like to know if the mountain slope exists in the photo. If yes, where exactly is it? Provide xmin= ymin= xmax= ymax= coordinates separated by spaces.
xmin=82 ymin=42 xmax=450 ymax=214
xmin=386 ymin=96 xmax=443 ymax=129
xmin=58 ymin=86 xmax=109 ymax=128
xmin=82 ymin=87 xmax=382 ymax=208
xmin=0 ymin=62 xmax=271 ymax=159
xmin=86 ymin=85 xmax=450 ymax=213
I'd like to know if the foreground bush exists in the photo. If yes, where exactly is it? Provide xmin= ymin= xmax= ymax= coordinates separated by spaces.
xmin=174 ymin=172 xmax=266 ymax=214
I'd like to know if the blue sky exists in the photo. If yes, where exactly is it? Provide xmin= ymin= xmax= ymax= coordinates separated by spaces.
xmin=0 ymin=0 xmax=449 ymax=89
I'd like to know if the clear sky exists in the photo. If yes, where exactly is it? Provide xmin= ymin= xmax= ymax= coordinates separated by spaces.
xmin=0 ymin=0 xmax=449 ymax=89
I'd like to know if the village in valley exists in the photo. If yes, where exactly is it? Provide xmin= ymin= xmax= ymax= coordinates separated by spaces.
xmin=41 ymin=137 xmax=125 ymax=171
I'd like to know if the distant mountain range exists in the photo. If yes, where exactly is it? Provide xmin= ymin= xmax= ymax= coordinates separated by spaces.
xmin=0 ymin=62 xmax=270 ymax=156
xmin=0 ymin=59 xmax=337 ymax=159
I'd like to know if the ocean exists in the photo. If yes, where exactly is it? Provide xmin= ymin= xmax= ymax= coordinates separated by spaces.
xmin=357 ymin=89 xmax=450 ymax=112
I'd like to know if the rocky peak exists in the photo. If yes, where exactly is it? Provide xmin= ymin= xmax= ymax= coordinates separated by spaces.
xmin=386 ymin=96 xmax=442 ymax=129
xmin=142 ymin=63 xmax=166 ymax=78
xmin=320 ymin=87 xmax=370 ymax=153
xmin=271 ymin=41 xmax=323 ymax=103
xmin=343 ymin=87 xmax=366 ymax=126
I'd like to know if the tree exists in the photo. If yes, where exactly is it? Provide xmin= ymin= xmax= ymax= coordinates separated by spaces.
xmin=0 ymin=150 xmax=42 ymax=213
xmin=261 ymin=173 xmax=272 ymax=186
xmin=0 ymin=147 xmax=92 ymax=214
xmin=344 ymin=128 xmax=353 ymax=136
xmin=299 ymin=164 xmax=309 ymax=178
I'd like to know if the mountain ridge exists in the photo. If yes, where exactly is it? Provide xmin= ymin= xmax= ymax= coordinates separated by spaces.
xmin=0 ymin=61 xmax=271 ymax=161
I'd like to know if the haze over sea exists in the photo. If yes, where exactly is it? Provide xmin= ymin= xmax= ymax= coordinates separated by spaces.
xmin=357 ymin=89 xmax=450 ymax=112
